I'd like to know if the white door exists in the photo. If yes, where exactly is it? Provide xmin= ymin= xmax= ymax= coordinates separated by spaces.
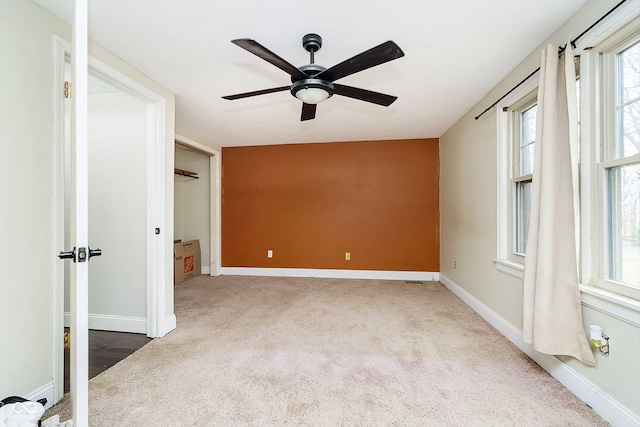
xmin=55 ymin=3 xmax=171 ymax=421
xmin=57 ymin=1 xmax=90 ymax=424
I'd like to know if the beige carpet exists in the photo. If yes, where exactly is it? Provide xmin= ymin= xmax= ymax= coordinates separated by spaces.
xmin=45 ymin=275 xmax=608 ymax=426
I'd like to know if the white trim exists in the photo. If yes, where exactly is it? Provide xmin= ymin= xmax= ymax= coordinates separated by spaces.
xmin=88 ymin=57 xmax=166 ymax=105
xmin=70 ymin=2 xmax=90 ymax=422
xmin=495 ymin=77 xmax=539 ymax=267
xmin=439 ymin=273 xmax=640 ymax=427
xmin=52 ymin=36 xmax=69 ymax=405
xmin=202 ymin=266 xmax=211 ymax=275
xmin=146 ymin=101 xmax=160 ymax=338
xmin=220 ymin=267 xmax=439 ymax=281
xmin=87 ymin=53 xmax=168 ymax=340
xmin=158 ymin=314 xmax=177 ymax=337
xmin=571 ymin=1 xmax=640 ymax=53
xmin=64 ymin=313 xmax=148 ymax=334
xmin=579 ymin=49 xmax=599 ymax=288
xmin=175 ymin=134 xmax=221 ymax=154
xmin=580 ymin=285 xmax=640 ymax=327
xmin=494 ymin=258 xmax=524 ymax=279
xmin=210 ymin=152 xmax=222 ymax=277
xmin=582 ymin=17 xmax=640 ymax=304
xmin=493 ymin=256 xmax=639 ymax=325
xmin=174 ymin=133 xmax=222 ymax=277
xmin=26 ymin=382 xmax=55 ymax=411
xmin=145 ymin=96 xmax=167 ymax=339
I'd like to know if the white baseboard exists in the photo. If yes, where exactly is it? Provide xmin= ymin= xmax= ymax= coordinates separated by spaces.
xmin=26 ymin=382 xmax=54 ymax=410
xmin=439 ymin=273 xmax=640 ymax=427
xmin=220 ymin=267 xmax=439 ymax=282
xmin=157 ymin=314 xmax=176 ymax=337
xmin=202 ymin=266 xmax=211 ymax=275
xmin=64 ymin=312 xmax=147 ymax=334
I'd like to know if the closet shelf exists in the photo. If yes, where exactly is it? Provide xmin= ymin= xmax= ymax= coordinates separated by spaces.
xmin=174 ymin=168 xmax=199 ymax=182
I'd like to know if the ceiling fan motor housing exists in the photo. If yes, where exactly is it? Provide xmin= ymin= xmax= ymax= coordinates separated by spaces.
xmin=291 ymin=63 xmax=335 ymax=103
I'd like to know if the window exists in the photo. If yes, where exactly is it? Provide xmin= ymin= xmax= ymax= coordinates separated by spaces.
xmin=515 ymin=103 xmax=537 ymax=255
xmin=508 ymin=93 xmax=537 ymax=262
xmin=495 ymin=12 xmax=640 ymax=321
xmin=596 ymin=34 xmax=640 ymax=300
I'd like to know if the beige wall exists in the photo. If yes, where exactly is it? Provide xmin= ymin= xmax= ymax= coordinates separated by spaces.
xmin=63 ymin=89 xmax=149 ymax=324
xmin=86 ymin=91 xmax=148 ymax=320
xmin=440 ymin=0 xmax=640 ymax=420
xmin=0 ymin=0 xmax=70 ymax=400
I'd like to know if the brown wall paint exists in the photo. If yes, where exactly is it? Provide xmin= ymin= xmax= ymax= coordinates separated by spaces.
xmin=221 ymin=138 xmax=440 ymax=271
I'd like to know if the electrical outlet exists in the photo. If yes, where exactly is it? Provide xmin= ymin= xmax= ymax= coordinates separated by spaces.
xmin=454 ymin=260 xmax=457 ymax=269
xmin=267 ymin=250 xmax=273 ymax=258
xmin=345 ymin=252 xmax=350 ymax=261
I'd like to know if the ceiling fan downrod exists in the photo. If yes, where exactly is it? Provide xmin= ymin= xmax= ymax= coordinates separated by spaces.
xmin=302 ymin=33 xmax=322 ymax=65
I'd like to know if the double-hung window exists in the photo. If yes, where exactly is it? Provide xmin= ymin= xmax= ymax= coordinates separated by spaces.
xmin=508 ymin=92 xmax=537 ymax=263
xmin=496 ymin=12 xmax=639 ymax=319
xmin=595 ymin=31 xmax=640 ymax=300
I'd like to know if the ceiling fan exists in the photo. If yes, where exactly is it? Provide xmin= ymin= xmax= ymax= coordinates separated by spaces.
xmin=222 ymin=34 xmax=404 ymax=121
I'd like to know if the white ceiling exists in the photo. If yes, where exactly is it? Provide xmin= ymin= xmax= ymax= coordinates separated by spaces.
xmin=33 ymin=0 xmax=587 ymax=147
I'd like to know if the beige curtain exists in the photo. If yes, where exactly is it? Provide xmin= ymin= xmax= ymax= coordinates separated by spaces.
xmin=522 ymin=42 xmax=595 ymax=366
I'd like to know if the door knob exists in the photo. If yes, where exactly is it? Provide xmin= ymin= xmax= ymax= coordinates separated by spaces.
xmin=58 ymin=246 xmax=102 ymax=262
xmin=89 ymin=247 xmax=102 ymax=259
xmin=58 ymin=247 xmax=76 ymax=261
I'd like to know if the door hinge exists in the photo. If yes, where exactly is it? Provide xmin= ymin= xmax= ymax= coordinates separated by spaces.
xmin=64 ymin=81 xmax=71 ymax=99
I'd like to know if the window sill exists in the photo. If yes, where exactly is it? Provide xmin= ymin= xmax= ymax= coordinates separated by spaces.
xmin=494 ymin=258 xmax=524 ymax=279
xmin=579 ymin=285 xmax=640 ymax=327
xmin=494 ymin=258 xmax=639 ymax=327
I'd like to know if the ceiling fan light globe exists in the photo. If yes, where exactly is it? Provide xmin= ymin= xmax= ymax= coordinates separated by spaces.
xmin=295 ymin=87 xmax=331 ymax=104
xmin=291 ymin=79 xmax=334 ymax=105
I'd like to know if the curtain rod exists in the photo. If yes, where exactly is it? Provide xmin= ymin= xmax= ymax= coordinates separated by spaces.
xmin=474 ymin=0 xmax=628 ymax=121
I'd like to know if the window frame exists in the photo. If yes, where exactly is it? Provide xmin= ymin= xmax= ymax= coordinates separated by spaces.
xmin=509 ymin=93 xmax=537 ymax=262
xmin=495 ymin=79 xmax=539 ymax=278
xmin=592 ymin=28 xmax=640 ymax=300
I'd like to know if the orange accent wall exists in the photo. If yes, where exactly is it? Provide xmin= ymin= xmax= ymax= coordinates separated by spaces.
xmin=221 ymin=138 xmax=439 ymax=271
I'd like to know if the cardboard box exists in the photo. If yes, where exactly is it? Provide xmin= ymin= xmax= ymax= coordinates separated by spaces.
xmin=174 ymin=240 xmax=201 ymax=285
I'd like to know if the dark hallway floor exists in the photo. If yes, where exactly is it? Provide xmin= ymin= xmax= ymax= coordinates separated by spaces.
xmin=64 ymin=329 xmax=152 ymax=394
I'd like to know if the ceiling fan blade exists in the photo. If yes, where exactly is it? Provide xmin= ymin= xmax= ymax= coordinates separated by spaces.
xmin=333 ymin=84 xmax=398 ymax=106
xmin=232 ymin=39 xmax=308 ymax=80
xmin=301 ymin=103 xmax=317 ymax=121
xmin=315 ymin=41 xmax=404 ymax=82
xmin=222 ymin=86 xmax=290 ymax=100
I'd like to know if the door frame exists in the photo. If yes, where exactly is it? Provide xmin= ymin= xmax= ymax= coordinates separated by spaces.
xmin=174 ymin=134 xmax=222 ymax=276
xmin=52 ymin=36 xmax=169 ymax=403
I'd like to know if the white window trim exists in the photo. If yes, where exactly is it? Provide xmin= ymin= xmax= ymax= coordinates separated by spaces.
xmin=585 ymin=19 xmax=640 ymax=299
xmin=495 ymin=78 xmax=539 ymax=277
xmin=580 ymin=285 xmax=640 ymax=327
xmin=576 ymin=30 xmax=640 ymax=325
xmin=494 ymin=258 xmax=524 ymax=279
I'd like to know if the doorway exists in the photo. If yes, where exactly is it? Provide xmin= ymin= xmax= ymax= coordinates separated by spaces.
xmin=175 ymin=134 xmax=222 ymax=276
xmin=174 ymin=144 xmax=210 ymax=271
xmin=61 ymin=66 xmax=150 ymax=392
xmin=53 ymin=37 xmax=170 ymax=404
xmin=63 ymin=63 xmax=150 ymax=328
